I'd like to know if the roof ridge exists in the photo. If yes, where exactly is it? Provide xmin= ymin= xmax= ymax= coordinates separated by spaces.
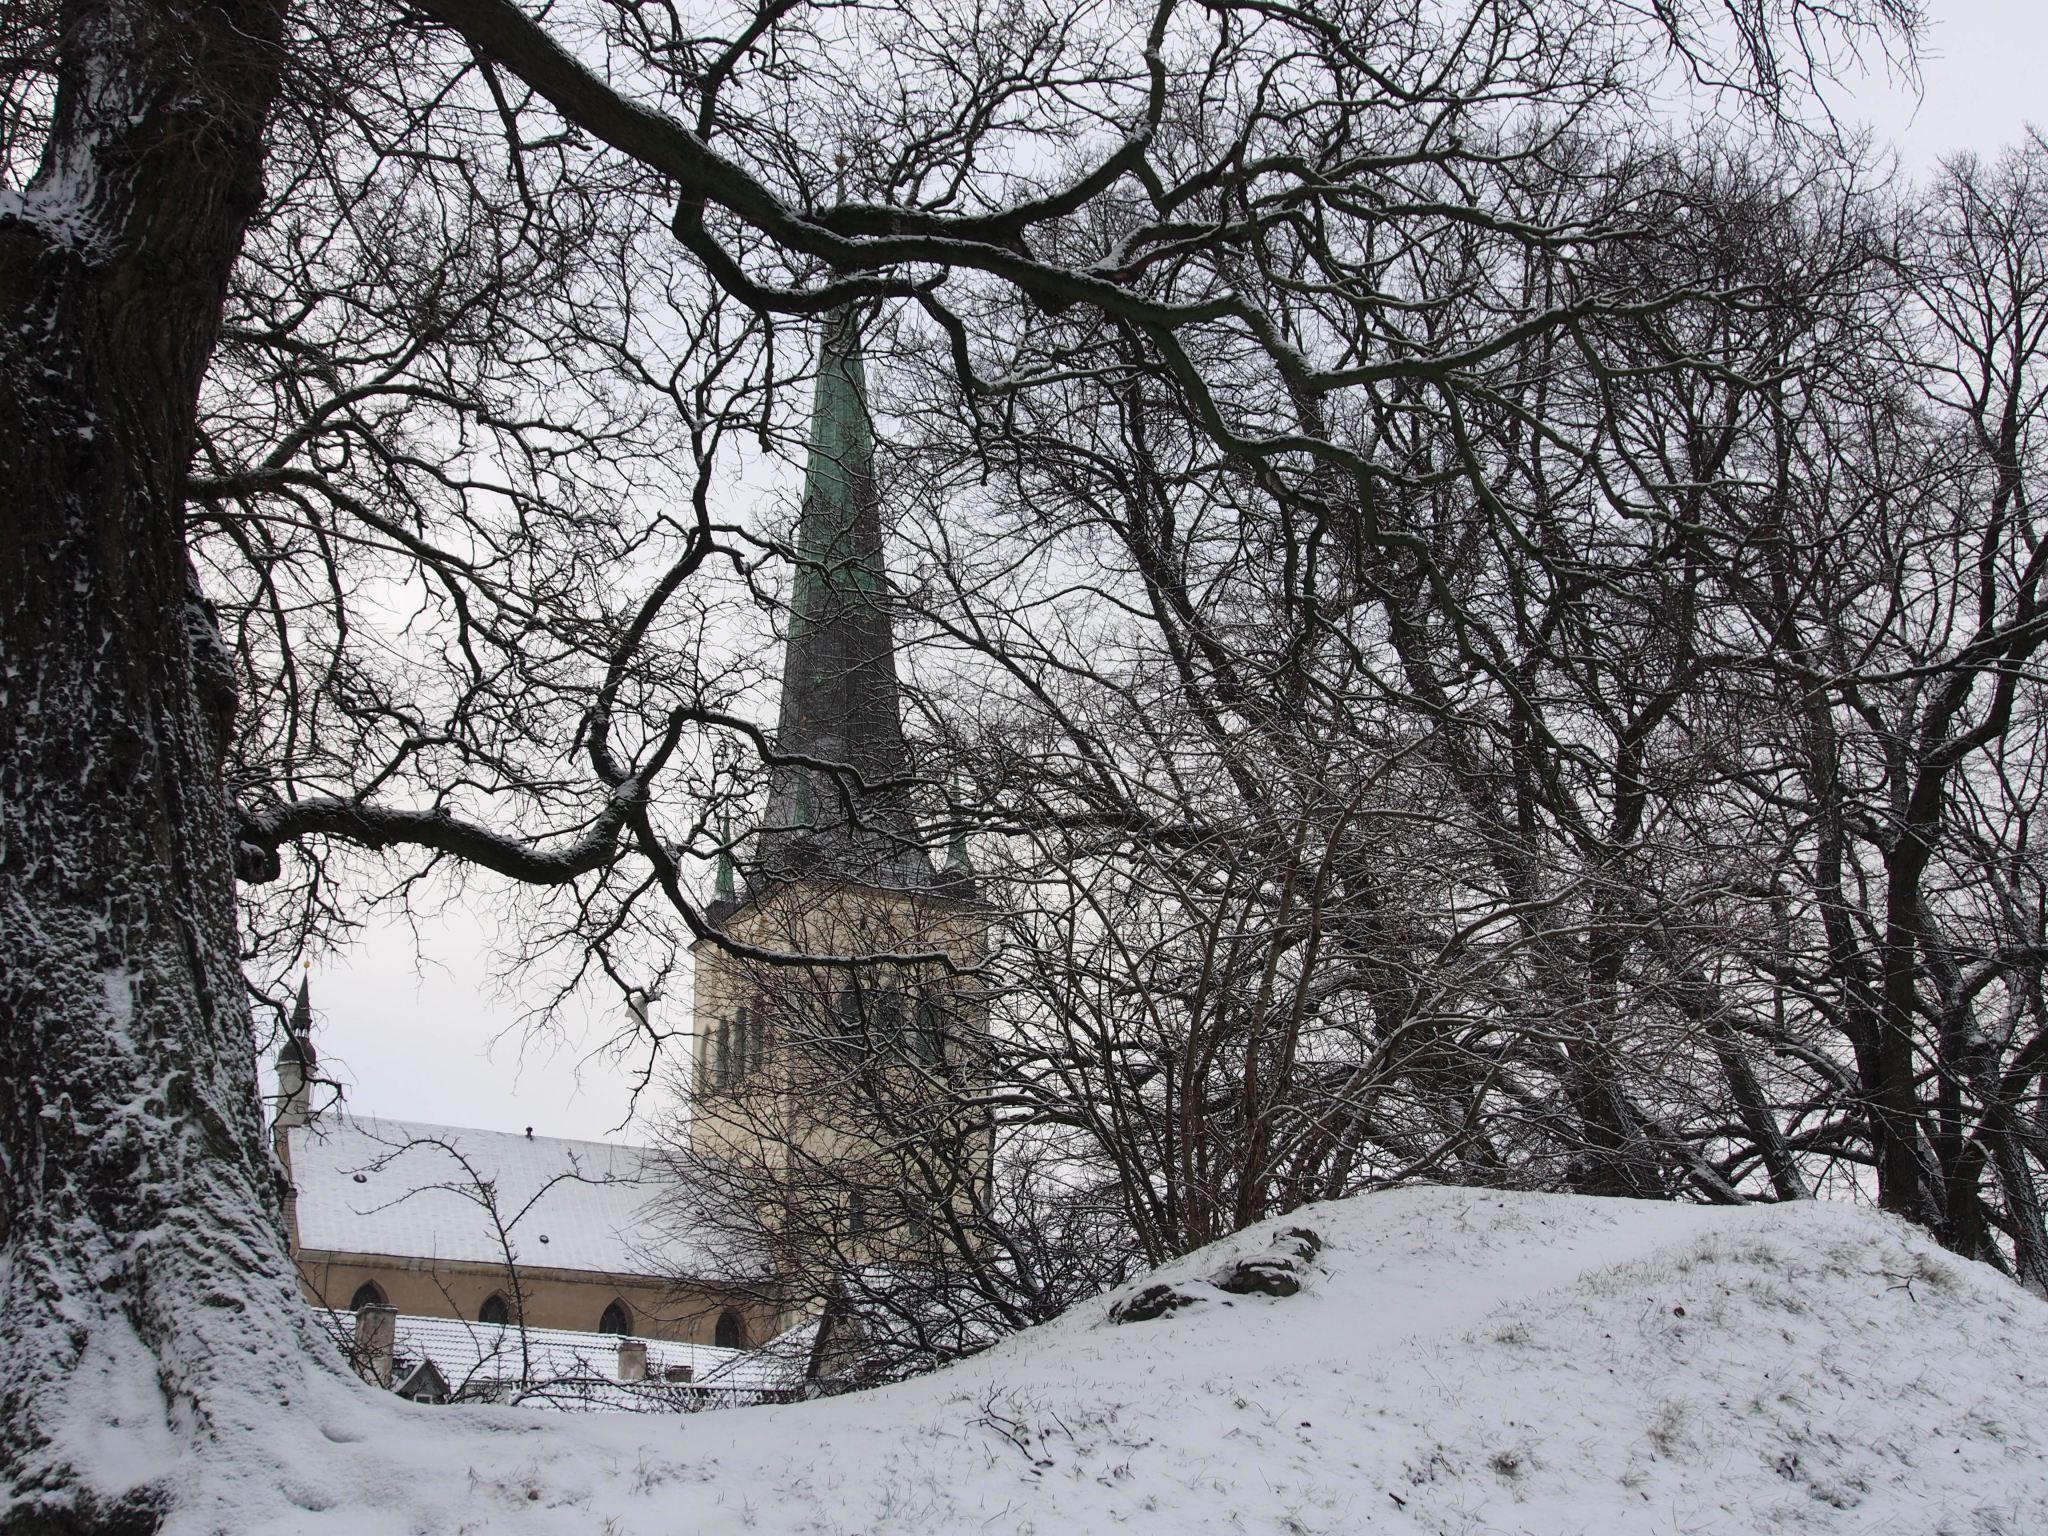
xmin=310 ymin=1112 xmax=658 ymax=1157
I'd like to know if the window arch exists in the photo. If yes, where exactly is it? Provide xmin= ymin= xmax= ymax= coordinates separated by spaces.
xmin=478 ymin=1292 xmax=511 ymax=1327
xmin=910 ymin=999 xmax=946 ymax=1067
xmin=838 ymin=985 xmax=909 ymax=1054
xmin=349 ymin=1281 xmax=387 ymax=1312
xmin=713 ymin=1308 xmax=748 ymax=1349
xmin=599 ymin=1299 xmax=633 ymax=1336
xmin=711 ymin=1019 xmax=730 ymax=1088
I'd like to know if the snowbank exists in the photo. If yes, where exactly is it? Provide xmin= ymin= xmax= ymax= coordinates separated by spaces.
xmin=168 ymin=1189 xmax=2048 ymax=1534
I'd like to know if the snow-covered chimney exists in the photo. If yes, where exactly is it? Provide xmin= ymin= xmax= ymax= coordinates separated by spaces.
xmin=355 ymin=1303 xmax=398 ymax=1388
xmin=616 ymin=1339 xmax=648 ymax=1383
xmin=275 ymin=971 xmax=317 ymax=1129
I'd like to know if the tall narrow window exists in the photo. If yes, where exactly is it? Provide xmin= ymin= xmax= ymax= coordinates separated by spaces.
xmin=911 ymin=999 xmax=946 ymax=1067
xmin=478 ymin=1293 xmax=511 ymax=1327
xmin=862 ymin=989 xmax=903 ymax=1058
xmin=712 ymin=1019 xmax=730 ymax=1088
xmin=599 ymin=1300 xmax=632 ymax=1336
xmin=714 ymin=1308 xmax=748 ymax=1349
xmin=349 ymin=1281 xmax=387 ymax=1312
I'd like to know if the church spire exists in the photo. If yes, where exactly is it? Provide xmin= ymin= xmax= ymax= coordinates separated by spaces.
xmin=755 ymin=309 xmax=929 ymax=889
xmin=277 ymin=965 xmax=317 ymax=1129
xmin=290 ymin=971 xmax=313 ymax=1041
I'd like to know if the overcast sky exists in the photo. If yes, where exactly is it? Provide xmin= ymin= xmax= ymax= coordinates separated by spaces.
xmin=293 ymin=0 xmax=2046 ymax=1148
xmin=1826 ymin=0 xmax=2045 ymax=172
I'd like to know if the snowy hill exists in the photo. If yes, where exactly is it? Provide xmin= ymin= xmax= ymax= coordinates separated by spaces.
xmin=171 ymin=1188 xmax=2048 ymax=1534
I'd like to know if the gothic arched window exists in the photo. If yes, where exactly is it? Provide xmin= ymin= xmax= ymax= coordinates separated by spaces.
xmin=873 ymin=989 xmax=904 ymax=1047
xmin=600 ymin=1299 xmax=632 ymax=1336
xmin=714 ymin=1308 xmax=748 ymax=1349
xmin=905 ymin=1190 xmax=930 ymax=1242
xmin=836 ymin=985 xmax=865 ymax=1043
xmin=478 ymin=1292 xmax=511 ymax=1327
xmin=733 ymin=1006 xmax=754 ymax=1082
xmin=910 ymin=999 xmax=946 ymax=1067
xmin=349 ymin=1281 xmax=386 ymax=1311
xmin=744 ymin=1005 xmax=771 ymax=1076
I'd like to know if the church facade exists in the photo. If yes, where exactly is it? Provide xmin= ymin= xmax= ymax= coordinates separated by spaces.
xmin=273 ymin=984 xmax=770 ymax=1351
xmin=272 ymin=307 xmax=980 ymax=1369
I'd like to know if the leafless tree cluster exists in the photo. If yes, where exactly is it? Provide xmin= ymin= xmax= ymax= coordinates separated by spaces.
xmin=871 ymin=136 xmax=2048 ymax=1290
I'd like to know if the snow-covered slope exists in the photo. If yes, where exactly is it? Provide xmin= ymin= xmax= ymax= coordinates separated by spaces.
xmin=173 ymin=1189 xmax=2048 ymax=1534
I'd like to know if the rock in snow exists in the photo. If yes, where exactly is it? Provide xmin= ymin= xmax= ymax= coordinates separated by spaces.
xmin=169 ymin=1188 xmax=2048 ymax=1534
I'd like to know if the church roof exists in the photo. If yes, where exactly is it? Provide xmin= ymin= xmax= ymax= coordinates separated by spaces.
xmin=286 ymin=1114 xmax=714 ymax=1279
xmin=752 ymin=308 xmax=934 ymax=893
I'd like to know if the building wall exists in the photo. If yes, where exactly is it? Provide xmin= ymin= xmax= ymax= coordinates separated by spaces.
xmin=689 ymin=879 xmax=989 ymax=1170
xmin=292 ymin=1248 xmax=773 ymax=1347
xmin=688 ymin=879 xmax=993 ymax=1334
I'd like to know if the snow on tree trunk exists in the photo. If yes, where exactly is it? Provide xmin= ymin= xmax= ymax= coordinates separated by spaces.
xmin=0 ymin=4 xmax=338 ymax=1530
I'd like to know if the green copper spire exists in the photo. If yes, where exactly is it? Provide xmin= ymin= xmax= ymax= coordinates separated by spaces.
xmin=789 ymin=308 xmax=884 ymax=636
xmin=757 ymin=308 xmax=929 ymax=889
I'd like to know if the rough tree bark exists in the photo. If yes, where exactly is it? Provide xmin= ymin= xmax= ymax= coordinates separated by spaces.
xmin=0 ymin=3 xmax=317 ymax=1530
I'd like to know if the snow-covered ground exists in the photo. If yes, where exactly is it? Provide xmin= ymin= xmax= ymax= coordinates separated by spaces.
xmin=169 ymin=1188 xmax=2048 ymax=1534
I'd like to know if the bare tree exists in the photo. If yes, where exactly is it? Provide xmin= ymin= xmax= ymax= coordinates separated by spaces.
xmin=876 ymin=134 xmax=2048 ymax=1298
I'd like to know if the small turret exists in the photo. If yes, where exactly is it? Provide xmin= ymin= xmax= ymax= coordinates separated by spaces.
xmin=936 ymin=826 xmax=977 ymax=899
xmin=708 ymin=816 xmax=740 ymax=925
xmin=275 ymin=971 xmax=317 ymax=1129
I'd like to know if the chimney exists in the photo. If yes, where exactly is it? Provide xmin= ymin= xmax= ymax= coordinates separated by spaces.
xmin=615 ymin=1339 xmax=648 ymax=1383
xmin=275 ymin=970 xmax=317 ymax=1129
xmin=355 ymin=1303 xmax=398 ymax=1388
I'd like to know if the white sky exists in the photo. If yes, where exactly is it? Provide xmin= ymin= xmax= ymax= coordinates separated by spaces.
xmin=290 ymin=0 xmax=2047 ymax=1148
xmin=299 ymin=895 xmax=670 ymax=1144
xmin=1817 ymin=0 xmax=2044 ymax=173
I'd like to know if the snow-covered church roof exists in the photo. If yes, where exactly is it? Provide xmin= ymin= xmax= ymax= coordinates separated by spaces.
xmin=286 ymin=1114 xmax=708 ymax=1278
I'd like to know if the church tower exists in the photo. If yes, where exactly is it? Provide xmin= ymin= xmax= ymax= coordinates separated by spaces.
xmin=688 ymin=311 xmax=987 ymax=1295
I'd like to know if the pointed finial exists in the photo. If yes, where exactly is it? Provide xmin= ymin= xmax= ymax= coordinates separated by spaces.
xmin=291 ymin=968 xmax=313 ymax=1040
xmin=714 ymin=814 xmax=736 ymax=901
xmin=943 ymin=779 xmax=973 ymax=874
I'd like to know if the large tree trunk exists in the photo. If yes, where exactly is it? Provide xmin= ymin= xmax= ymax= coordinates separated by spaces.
xmin=0 ymin=4 xmax=324 ymax=1530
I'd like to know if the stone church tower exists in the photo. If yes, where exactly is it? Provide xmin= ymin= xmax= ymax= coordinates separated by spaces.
xmin=688 ymin=310 xmax=988 ymax=1292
